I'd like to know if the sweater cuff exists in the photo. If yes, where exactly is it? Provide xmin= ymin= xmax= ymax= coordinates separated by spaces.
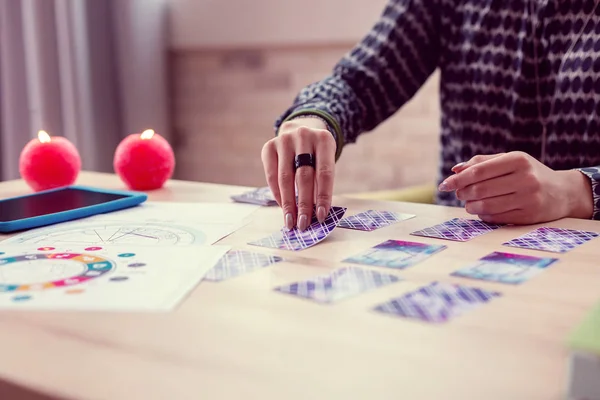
xmin=577 ymin=167 xmax=600 ymax=220
xmin=278 ymin=109 xmax=344 ymax=161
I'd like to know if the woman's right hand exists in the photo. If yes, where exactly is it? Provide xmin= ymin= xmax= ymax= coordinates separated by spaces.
xmin=261 ymin=117 xmax=337 ymax=231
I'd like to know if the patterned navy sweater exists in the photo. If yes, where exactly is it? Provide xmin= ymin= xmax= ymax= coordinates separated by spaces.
xmin=275 ymin=0 xmax=600 ymax=220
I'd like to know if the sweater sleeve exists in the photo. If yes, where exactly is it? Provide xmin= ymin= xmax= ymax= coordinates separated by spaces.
xmin=578 ymin=167 xmax=600 ymax=220
xmin=274 ymin=0 xmax=442 ymax=160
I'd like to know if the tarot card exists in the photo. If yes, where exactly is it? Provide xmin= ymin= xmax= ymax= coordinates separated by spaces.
xmin=231 ymin=187 xmax=277 ymax=206
xmin=204 ymin=249 xmax=283 ymax=282
xmin=410 ymin=218 xmax=502 ymax=242
xmin=274 ymin=266 xmax=401 ymax=304
xmin=503 ymin=227 xmax=599 ymax=253
xmin=373 ymin=281 xmax=502 ymax=323
xmin=338 ymin=210 xmax=416 ymax=231
xmin=343 ymin=240 xmax=447 ymax=269
xmin=451 ymin=251 xmax=558 ymax=284
xmin=248 ymin=206 xmax=347 ymax=251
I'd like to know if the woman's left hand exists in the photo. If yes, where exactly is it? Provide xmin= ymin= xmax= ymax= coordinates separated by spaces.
xmin=438 ymin=151 xmax=594 ymax=224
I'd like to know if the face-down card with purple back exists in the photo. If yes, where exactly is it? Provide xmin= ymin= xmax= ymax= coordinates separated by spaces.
xmin=503 ymin=227 xmax=599 ymax=253
xmin=231 ymin=187 xmax=277 ymax=206
xmin=204 ymin=249 xmax=283 ymax=282
xmin=338 ymin=210 xmax=416 ymax=231
xmin=373 ymin=281 xmax=502 ymax=323
xmin=410 ymin=218 xmax=502 ymax=242
xmin=275 ymin=266 xmax=401 ymax=304
xmin=248 ymin=206 xmax=347 ymax=251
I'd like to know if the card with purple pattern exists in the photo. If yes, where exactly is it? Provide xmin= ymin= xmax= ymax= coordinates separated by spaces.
xmin=451 ymin=251 xmax=558 ymax=284
xmin=275 ymin=266 xmax=401 ymax=304
xmin=373 ymin=281 xmax=502 ymax=323
xmin=410 ymin=218 xmax=502 ymax=242
xmin=503 ymin=227 xmax=599 ymax=253
xmin=231 ymin=187 xmax=277 ymax=206
xmin=204 ymin=249 xmax=283 ymax=282
xmin=338 ymin=210 xmax=416 ymax=231
xmin=343 ymin=240 xmax=447 ymax=269
xmin=248 ymin=206 xmax=347 ymax=251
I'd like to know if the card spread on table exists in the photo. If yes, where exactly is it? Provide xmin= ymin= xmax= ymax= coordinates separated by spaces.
xmin=231 ymin=187 xmax=277 ymax=206
xmin=338 ymin=210 xmax=416 ymax=231
xmin=343 ymin=240 xmax=447 ymax=269
xmin=248 ymin=206 xmax=347 ymax=251
xmin=410 ymin=218 xmax=502 ymax=242
xmin=503 ymin=227 xmax=599 ymax=253
xmin=204 ymin=249 xmax=283 ymax=282
xmin=373 ymin=281 xmax=502 ymax=323
xmin=275 ymin=266 xmax=401 ymax=304
xmin=451 ymin=251 xmax=558 ymax=285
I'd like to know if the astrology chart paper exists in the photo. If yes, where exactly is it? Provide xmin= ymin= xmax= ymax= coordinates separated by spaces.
xmin=3 ymin=202 xmax=259 ymax=248
xmin=0 ymin=244 xmax=229 ymax=311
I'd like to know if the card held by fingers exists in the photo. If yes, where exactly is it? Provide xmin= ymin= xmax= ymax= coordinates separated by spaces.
xmin=410 ymin=218 xmax=502 ymax=242
xmin=338 ymin=210 xmax=416 ymax=231
xmin=343 ymin=240 xmax=446 ymax=269
xmin=373 ymin=281 xmax=502 ymax=323
xmin=248 ymin=206 xmax=347 ymax=251
xmin=503 ymin=227 xmax=599 ymax=253
xmin=274 ymin=266 xmax=401 ymax=304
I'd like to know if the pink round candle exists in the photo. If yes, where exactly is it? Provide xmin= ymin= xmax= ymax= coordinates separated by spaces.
xmin=113 ymin=129 xmax=175 ymax=191
xmin=19 ymin=131 xmax=81 ymax=192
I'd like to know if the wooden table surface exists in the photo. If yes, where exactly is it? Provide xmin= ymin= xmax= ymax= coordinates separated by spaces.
xmin=0 ymin=172 xmax=599 ymax=400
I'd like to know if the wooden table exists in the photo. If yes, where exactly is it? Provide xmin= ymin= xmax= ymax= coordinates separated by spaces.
xmin=0 ymin=172 xmax=599 ymax=400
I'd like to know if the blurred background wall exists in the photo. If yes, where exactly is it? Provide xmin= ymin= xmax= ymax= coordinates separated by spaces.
xmin=168 ymin=0 xmax=441 ymax=194
xmin=0 ymin=0 xmax=440 ymax=195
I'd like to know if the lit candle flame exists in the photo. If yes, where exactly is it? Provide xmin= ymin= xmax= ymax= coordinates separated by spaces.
xmin=140 ymin=129 xmax=155 ymax=140
xmin=37 ymin=130 xmax=51 ymax=143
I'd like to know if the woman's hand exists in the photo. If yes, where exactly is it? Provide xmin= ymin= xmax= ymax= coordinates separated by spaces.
xmin=439 ymin=152 xmax=594 ymax=224
xmin=261 ymin=117 xmax=337 ymax=231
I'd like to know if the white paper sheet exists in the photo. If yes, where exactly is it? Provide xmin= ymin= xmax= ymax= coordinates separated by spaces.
xmin=0 ymin=244 xmax=228 ymax=311
xmin=3 ymin=202 xmax=259 ymax=247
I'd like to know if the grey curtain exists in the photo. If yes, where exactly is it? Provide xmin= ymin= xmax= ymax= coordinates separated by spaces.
xmin=0 ymin=0 xmax=170 ymax=181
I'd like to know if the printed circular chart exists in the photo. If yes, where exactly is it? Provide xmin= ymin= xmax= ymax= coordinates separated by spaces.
xmin=0 ymin=252 xmax=116 ymax=293
xmin=3 ymin=223 xmax=203 ymax=246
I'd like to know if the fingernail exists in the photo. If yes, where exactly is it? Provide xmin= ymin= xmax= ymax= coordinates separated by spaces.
xmin=317 ymin=206 xmax=326 ymax=222
xmin=285 ymin=213 xmax=294 ymax=230
xmin=298 ymin=214 xmax=308 ymax=231
xmin=451 ymin=162 xmax=466 ymax=172
xmin=438 ymin=181 xmax=452 ymax=191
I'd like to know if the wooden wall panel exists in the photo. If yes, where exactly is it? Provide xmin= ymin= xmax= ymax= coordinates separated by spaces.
xmin=170 ymin=45 xmax=441 ymax=194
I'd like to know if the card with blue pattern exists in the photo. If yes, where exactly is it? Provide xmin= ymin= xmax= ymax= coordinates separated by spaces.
xmin=451 ymin=251 xmax=558 ymax=284
xmin=343 ymin=239 xmax=446 ymax=269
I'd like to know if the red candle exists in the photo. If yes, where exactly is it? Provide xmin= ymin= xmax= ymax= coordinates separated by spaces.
xmin=113 ymin=129 xmax=175 ymax=191
xmin=19 ymin=130 xmax=81 ymax=192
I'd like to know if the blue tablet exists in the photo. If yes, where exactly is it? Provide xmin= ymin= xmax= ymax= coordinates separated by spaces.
xmin=0 ymin=185 xmax=148 ymax=233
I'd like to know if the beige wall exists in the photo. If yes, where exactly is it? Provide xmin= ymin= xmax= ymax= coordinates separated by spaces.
xmin=168 ymin=1 xmax=441 ymax=194
xmin=169 ymin=0 xmax=389 ymax=49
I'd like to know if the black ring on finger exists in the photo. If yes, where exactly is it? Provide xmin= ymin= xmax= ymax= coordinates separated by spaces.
xmin=294 ymin=153 xmax=315 ymax=171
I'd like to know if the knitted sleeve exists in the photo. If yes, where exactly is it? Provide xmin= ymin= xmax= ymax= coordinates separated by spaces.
xmin=578 ymin=167 xmax=600 ymax=220
xmin=274 ymin=0 xmax=442 ymax=159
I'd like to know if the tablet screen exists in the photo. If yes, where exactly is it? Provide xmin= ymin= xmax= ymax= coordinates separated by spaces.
xmin=0 ymin=188 xmax=129 ymax=222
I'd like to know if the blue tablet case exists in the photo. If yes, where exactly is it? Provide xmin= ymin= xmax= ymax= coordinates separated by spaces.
xmin=0 ymin=185 xmax=148 ymax=233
